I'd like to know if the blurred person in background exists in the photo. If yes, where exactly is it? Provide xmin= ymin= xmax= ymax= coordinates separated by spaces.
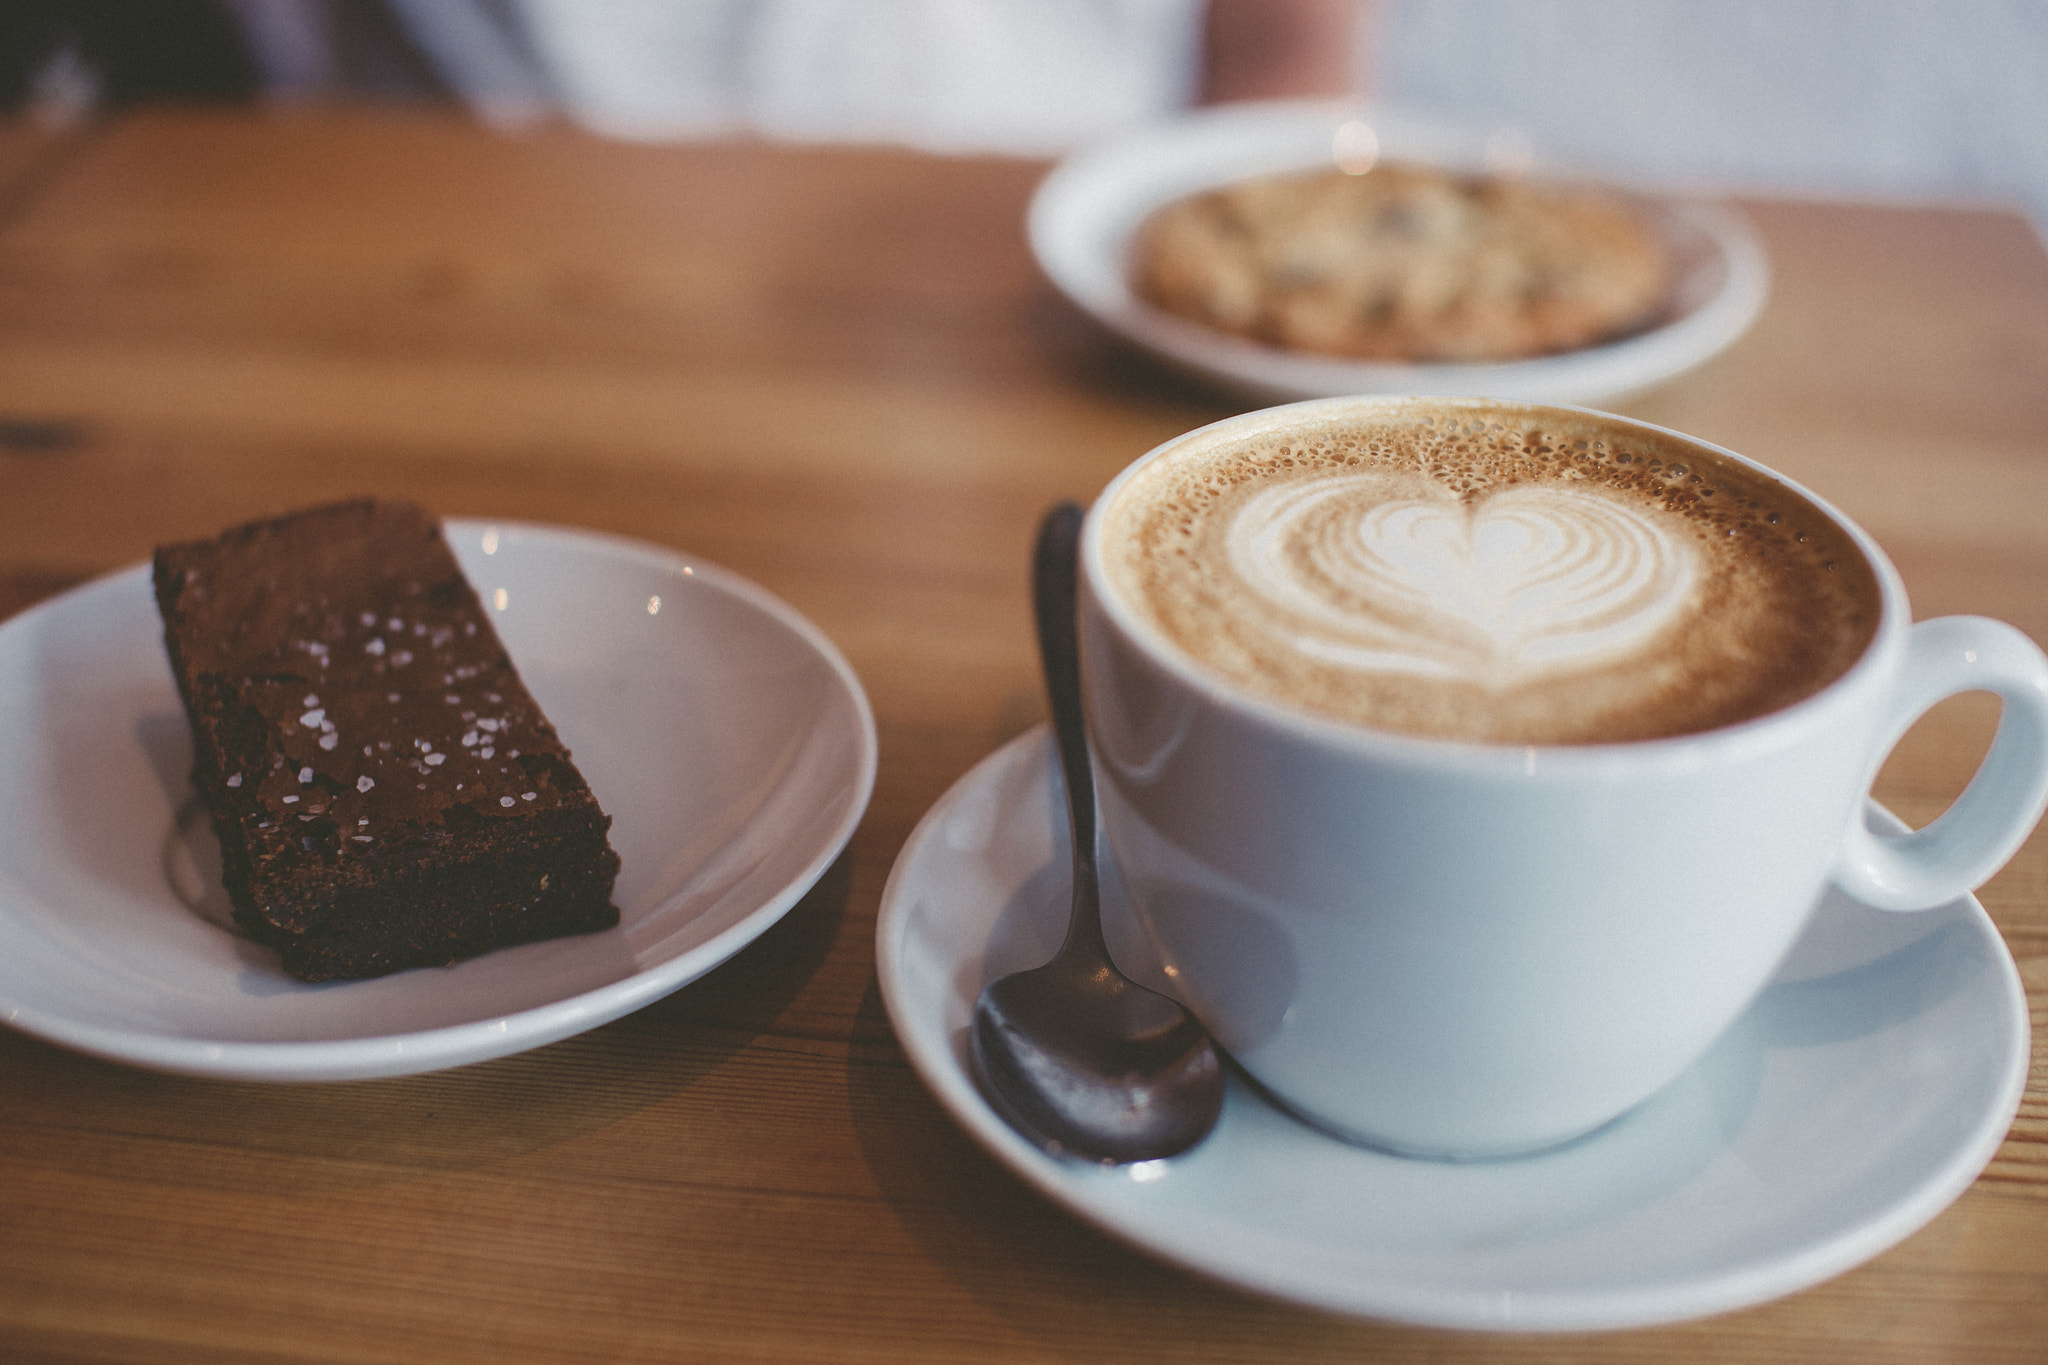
xmin=2 ymin=1 xmax=2043 ymax=233
xmin=0 ymin=0 xmax=1360 ymax=140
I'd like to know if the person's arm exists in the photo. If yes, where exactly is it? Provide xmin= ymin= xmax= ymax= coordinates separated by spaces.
xmin=1199 ymin=0 xmax=1368 ymax=104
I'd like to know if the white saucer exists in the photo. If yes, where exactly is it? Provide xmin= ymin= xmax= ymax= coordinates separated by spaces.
xmin=876 ymin=728 xmax=2028 ymax=1332
xmin=1029 ymin=100 xmax=1770 ymax=407
xmin=0 ymin=520 xmax=876 ymax=1081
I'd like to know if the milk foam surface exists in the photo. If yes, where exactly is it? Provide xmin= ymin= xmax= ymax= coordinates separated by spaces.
xmin=1099 ymin=406 xmax=1880 ymax=744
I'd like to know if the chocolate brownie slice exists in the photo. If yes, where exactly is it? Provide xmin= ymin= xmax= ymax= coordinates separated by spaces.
xmin=154 ymin=499 xmax=621 ymax=981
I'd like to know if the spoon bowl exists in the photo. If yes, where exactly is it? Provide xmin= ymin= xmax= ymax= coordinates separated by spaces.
xmin=969 ymin=502 xmax=1224 ymax=1163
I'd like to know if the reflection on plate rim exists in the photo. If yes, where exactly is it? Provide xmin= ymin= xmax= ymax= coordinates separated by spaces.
xmin=1028 ymin=99 xmax=1771 ymax=406
xmin=876 ymin=727 xmax=2029 ymax=1332
xmin=0 ymin=519 xmax=877 ymax=1082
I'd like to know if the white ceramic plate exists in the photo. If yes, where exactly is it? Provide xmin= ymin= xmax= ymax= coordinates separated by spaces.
xmin=1029 ymin=100 xmax=1770 ymax=406
xmin=0 ymin=520 xmax=876 ymax=1081
xmin=877 ymin=728 xmax=2029 ymax=1332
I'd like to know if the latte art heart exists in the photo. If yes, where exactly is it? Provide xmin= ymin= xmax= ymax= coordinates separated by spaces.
xmin=1226 ymin=476 xmax=1699 ymax=685
xmin=1101 ymin=406 xmax=1882 ymax=743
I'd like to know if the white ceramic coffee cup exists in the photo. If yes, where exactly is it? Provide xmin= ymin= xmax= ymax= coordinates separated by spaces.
xmin=1080 ymin=397 xmax=2048 ymax=1159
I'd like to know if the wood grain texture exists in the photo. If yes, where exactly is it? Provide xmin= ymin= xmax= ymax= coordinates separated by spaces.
xmin=1 ymin=106 xmax=2045 ymax=1364
xmin=0 ymin=119 xmax=84 ymax=223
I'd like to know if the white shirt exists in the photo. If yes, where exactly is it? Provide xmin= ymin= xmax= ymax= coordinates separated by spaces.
xmin=504 ymin=0 xmax=1205 ymax=154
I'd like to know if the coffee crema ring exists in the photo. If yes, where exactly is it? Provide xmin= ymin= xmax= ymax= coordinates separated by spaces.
xmin=1100 ymin=409 xmax=1881 ymax=745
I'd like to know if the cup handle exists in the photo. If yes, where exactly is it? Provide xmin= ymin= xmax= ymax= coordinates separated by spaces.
xmin=1833 ymin=616 xmax=2048 ymax=911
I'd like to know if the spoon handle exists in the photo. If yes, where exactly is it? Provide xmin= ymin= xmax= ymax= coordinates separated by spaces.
xmin=1032 ymin=502 xmax=1105 ymax=961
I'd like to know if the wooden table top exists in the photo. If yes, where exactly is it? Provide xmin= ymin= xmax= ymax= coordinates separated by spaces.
xmin=1 ymin=107 xmax=2044 ymax=1364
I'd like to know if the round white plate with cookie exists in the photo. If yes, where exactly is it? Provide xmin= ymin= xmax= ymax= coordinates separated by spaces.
xmin=1029 ymin=100 xmax=1769 ymax=407
xmin=0 ymin=521 xmax=876 ymax=1081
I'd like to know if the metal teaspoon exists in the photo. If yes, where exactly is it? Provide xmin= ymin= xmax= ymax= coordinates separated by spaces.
xmin=969 ymin=502 xmax=1224 ymax=1164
